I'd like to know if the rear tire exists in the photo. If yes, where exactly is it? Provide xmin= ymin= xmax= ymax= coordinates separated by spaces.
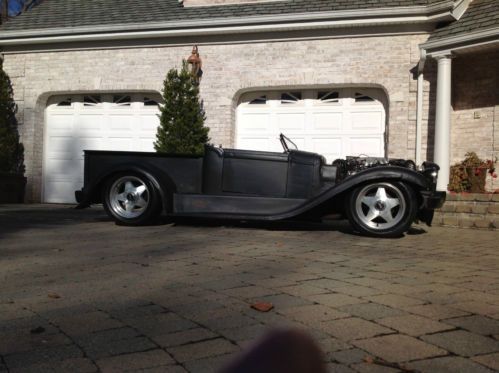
xmin=345 ymin=181 xmax=418 ymax=237
xmin=103 ymin=173 xmax=161 ymax=226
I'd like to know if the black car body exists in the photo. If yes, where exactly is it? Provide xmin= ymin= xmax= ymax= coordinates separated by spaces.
xmin=76 ymin=135 xmax=445 ymax=237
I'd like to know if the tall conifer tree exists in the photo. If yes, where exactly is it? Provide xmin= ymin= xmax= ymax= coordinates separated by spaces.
xmin=154 ymin=61 xmax=209 ymax=155
xmin=0 ymin=57 xmax=24 ymax=174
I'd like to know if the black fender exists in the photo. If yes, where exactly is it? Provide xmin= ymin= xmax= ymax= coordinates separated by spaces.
xmin=81 ymin=163 xmax=176 ymax=213
xmin=267 ymin=166 xmax=431 ymax=221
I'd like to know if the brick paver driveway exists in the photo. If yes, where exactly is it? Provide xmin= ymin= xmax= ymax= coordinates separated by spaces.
xmin=1 ymin=204 xmax=499 ymax=373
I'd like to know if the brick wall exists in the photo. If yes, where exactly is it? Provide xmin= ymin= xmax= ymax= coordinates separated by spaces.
xmin=3 ymin=34 xmax=432 ymax=202
xmin=451 ymin=50 xmax=499 ymax=191
xmin=434 ymin=193 xmax=499 ymax=230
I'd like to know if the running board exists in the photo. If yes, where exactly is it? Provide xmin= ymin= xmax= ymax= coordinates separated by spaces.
xmin=173 ymin=194 xmax=305 ymax=216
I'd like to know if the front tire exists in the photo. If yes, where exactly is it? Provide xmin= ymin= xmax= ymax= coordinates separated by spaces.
xmin=345 ymin=181 xmax=418 ymax=237
xmin=103 ymin=173 xmax=161 ymax=225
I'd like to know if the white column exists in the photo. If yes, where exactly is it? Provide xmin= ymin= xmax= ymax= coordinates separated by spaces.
xmin=434 ymin=55 xmax=452 ymax=191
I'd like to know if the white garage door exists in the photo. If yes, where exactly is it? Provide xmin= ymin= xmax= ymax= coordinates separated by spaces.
xmin=236 ymin=88 xmax=386 ymax=163
xmin=44 ymin=94 xmax=161 ymax=203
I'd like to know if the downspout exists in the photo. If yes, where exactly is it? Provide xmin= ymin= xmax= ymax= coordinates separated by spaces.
xmin=415 ymin=48 xmax=427 ymax=166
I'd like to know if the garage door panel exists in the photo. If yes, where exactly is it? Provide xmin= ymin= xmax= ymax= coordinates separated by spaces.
xmin=350 ymin=137 xmax=383 ymax=157
xmin=46 ymin=136 xmax=73 ymax=160
xmin=107 ymin=137 xmax=134 ymax=151
xmin=313 ymin=113 xmax=342 ymax=131
xmin=139 ymin=138 xmax=156 ymax=152
xmin=140 ymin=115 xmax=160 ymax=132
xmin=311 ymin=138 xmax=342 ymax=161
xmin=44 ymin=181 xmax=80 ymax=204
xmin=277 ymin=113 xmax=305 ymax=131
xmin=45 ymin=159 xmax=76 ymax=177
xmin=77 ymin=115 xmax=103 ymax=130
xmin=49 ymin=115 xmax=74 ymax=131
xmin=238 ymin=113 xmax=270 ymax=132
xmin=238 ymin=137 xmax=270 ymax=150
xmin=350 ymin=111 xmax=383 ymax=132
xmin=75 ymin=138 xmax=102 ymax=159
xmin=110 ymin=115 xmax=134 ymax=131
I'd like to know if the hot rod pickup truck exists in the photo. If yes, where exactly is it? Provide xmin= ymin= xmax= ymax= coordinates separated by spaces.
xmin=75 ymin=134 xmax=445 ymax=237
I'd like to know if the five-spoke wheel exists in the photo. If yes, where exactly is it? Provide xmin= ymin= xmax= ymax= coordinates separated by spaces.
xmin=346 ymin=181 xmax=417 ymax=237
xmin=103 ymin=173 xmax=161 ymax=225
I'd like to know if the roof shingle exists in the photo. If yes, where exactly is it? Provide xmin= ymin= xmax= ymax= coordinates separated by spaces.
xmin=0 ymin=0 xmax=448 ymax=32
xmin=428 ymin=0 xmax=499 ymax=41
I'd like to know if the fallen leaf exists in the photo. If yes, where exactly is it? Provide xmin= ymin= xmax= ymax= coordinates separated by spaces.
xmin=251 ymin=302 xmax=274 ymax=312
xmin=47 ymin=292 xmax=61 ymax=299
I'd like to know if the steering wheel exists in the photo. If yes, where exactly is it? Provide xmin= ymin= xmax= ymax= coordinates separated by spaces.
xmin=279 ymin=133 xmax=298 ymax=152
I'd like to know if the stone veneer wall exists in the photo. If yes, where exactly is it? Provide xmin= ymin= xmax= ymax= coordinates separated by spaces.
xmin=433 ymin=193 xmax=499 ymax=230
xmin=451 ymin=50 xmax=499 ymax=191
xmin=3 ymin=34 xmax=433 ymax=202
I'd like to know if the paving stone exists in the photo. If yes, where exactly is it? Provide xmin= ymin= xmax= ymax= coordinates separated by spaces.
xmin=318 ymin=337 xmax=352 ymax=353
xmin=222 ymin=285 xmax=278 ymax=299
xmin=350 ymin=362 xmax=400 ymax=373
xmin=325 ymin=362 xmax=357 ymax=373
xmin=152 ymin=328 xmax=218 ymax=348
xmin=333 ymin=285 xmax=385 ymax=297
xmin=364 ymin=294 xmax=425 ymax=308
xmin=279 ymin=283 xmax=330 ymax=297
xmin=54 ymin=311 xmax=124 ymax=336
xmin=126 ymin=313 xmax=197 ymax=336
xmin=376 ymin=314 xmax=454 ymax=336
xmin=450 ymin=301 xmax=499 ymax=316
xmin=408 ymin=356 xmax=494 ymax=373
xmin=200 ymin=313 xmax=258 ymax=330
xmin=252 ymin=293 xmax=312 ymax=309
xmin=337 ymin=303 xmax=406 ymax=321
xmin=0 ymin=331 xmax=72 ymax=355
xmin=278 ymin=304 xmax=349 ymax=324
xmin=81 ymin=336 xmax=157 ymax=359
xmin=307 ymin=293 xmax=366 ymax=308
xmin=444 ymin=315 xmax=499 ymax=335
xmin=319 ymin=318 xmax=393 ymax=341
xmin=407 ymin=304 xmax=470 ymax=320
xmin=472 ymin=352 xmax=499 ymax=371
xmin=421 ymin=330 xmax=499 ymax=357
xmin=167 ymin=338 xmax=239 ymax=363
xmin=4 ymin=344 xmax=84 ymax=369
xmin=182 ymin=354 xmax=233 ymax=373
xmin=353 ymin=334 xmax=447 ymax=362
xmin=328 ymin=348 xmax=369 ymax=364
xmin=96 ymin=350 xmax=175 ymax=372
xmin=219 ymin=323 xmax=268 ymax=342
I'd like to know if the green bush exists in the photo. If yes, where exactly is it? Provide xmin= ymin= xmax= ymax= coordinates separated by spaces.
xmin=0 ymin=57 xmax=24 ymax=174
xmin=154 ymin=61 xmax=209 ymax=155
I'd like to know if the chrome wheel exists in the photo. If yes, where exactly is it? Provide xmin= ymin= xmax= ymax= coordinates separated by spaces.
xmin=355 ymin=182 xmax=406 ymax=230
xmin=109 ymin=176 xmax=150 ymax=219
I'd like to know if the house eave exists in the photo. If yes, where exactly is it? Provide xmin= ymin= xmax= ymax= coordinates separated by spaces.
xmin=0 ymin=2 xmax=458 ymax=46
xmin=421 ymin=27 xmax=499 ymax=57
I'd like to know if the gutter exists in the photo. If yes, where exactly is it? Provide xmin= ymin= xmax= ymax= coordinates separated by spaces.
xmin=0 ymin=2 xmax=457 ymax=46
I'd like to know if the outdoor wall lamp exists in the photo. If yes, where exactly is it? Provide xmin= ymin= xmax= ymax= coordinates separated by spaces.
xmin=187 ymin=46 xmax=203 ymax=83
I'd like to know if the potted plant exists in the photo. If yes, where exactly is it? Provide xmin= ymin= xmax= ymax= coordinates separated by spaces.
xmin=448 ymin=152 xmax=496 ymax=193
xmin=0 ymin=57 xmax=25 ymax=203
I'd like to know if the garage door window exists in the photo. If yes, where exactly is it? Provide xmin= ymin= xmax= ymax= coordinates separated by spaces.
xmin=83 ymin=95 xmax=102 ymax=107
